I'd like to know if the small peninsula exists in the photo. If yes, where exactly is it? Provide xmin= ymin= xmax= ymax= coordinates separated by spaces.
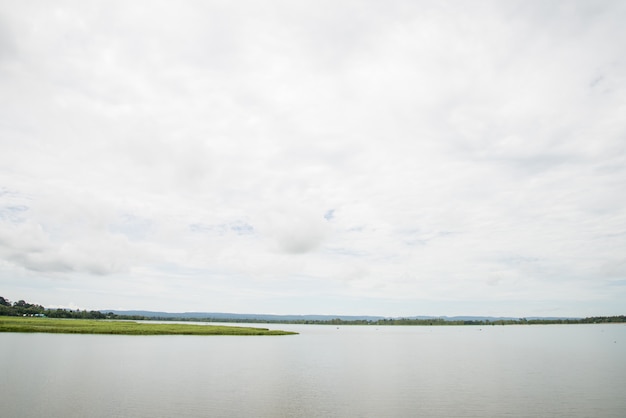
xmin=0 ymin=317 xmax=297 ymax=336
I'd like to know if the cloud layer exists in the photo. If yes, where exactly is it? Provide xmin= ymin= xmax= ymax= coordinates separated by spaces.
xmin=1 ymin=1 xmax=625 ymax=316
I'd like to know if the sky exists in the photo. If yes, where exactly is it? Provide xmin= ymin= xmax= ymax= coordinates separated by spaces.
xmin=1 ymin=1 xmax=625 ymax=317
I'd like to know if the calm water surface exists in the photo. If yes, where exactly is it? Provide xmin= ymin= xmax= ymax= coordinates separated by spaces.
xmin=1 ymin=323 xmax=625 ymax=417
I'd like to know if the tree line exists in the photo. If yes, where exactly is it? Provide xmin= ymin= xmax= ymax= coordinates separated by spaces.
xmin=0 ymin=296 xmax=143 ymax=320
xmin=1 ymin=296 xmax=624 ymax=325
xmin=178 ymin=315 xmax=625 ymax=325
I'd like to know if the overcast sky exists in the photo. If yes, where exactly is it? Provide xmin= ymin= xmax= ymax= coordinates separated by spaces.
xmin=1 ymin=1 xmax=625 ymax=317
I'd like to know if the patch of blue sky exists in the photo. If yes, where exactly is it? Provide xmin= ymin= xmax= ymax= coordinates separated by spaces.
xmin=229 ymin=221 xmax=254 ymax=235
xmin=345 ymin=226 xmax=365 ymax=233
xmin=0 ymin=187 xmax=22 ymax=197
xmin=402 ymin=237 xmax=429 ymax=246
xmin=0 ymin=205 xmax=28 ymax=223
xmin=323 ymin=246 xmax=369 ymax=258
xmin=110 ymin=213 xmax=153 ymax=240
xmin=608 ymin=279 xmax=626 ymax=287
xmin=189 ymin=221 xmax=254 ymax=236
xmin=188 ymin=223 xmax=214 ymax=233
xmin=400 ymin=229 xmax=456 ymax=246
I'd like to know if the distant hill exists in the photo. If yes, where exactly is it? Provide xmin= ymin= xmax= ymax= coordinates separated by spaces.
xmin=102 ymin=310 xmax=385 ymax=322
xmin=101 ymin=310 xmax=578 ymax=322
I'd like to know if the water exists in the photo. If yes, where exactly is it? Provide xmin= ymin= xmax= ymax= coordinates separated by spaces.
xmin=1 ymin=324 xmax=624 ymax=417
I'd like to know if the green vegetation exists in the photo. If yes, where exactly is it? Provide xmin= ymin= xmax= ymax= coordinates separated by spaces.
xmin=131 ymin=315 xmax=625 ymax=326
xmin=0 ymin=316 xmax=297 ymax=336
xmin=0 ymin=296 xmax=113 ymax=319
xmin=326 ymin=316 xmax=626 ymax=326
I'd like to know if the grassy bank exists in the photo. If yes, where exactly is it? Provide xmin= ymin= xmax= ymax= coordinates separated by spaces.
xmin=0 ymin=317 xmax=297 ymax=336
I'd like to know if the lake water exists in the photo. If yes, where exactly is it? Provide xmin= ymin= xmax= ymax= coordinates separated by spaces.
xmin=1 ymin=323 xmax=625 ymax=417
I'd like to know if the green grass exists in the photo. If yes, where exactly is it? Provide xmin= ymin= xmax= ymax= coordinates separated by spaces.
xmin=0 ymin=317 xmax=297 ymax=336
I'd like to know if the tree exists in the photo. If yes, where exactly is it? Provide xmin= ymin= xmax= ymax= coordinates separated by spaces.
xmin=14 ymin=300 xmax=28 ymax=308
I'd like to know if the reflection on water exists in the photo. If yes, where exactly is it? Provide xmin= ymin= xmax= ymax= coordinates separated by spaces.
xmin=1 ymin=324 xmax=625 ymax=418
